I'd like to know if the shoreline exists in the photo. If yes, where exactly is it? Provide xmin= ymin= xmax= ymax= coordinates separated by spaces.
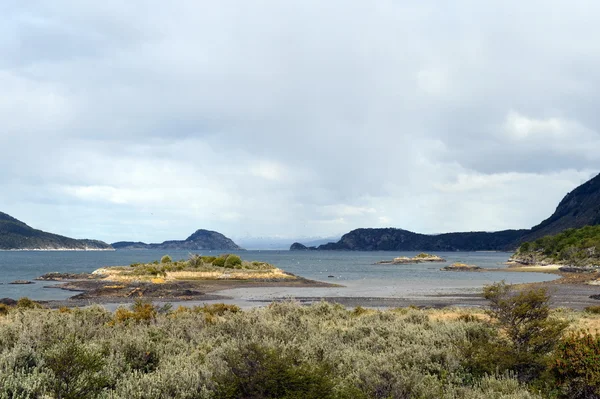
xmin=20 ymin=260 xmax=600 ymax=311
xmin=0 ymin=248 xmax=115 ymax=252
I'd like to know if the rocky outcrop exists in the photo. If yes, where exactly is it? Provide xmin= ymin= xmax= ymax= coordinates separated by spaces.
xmin=376 ymin=253 xmax=446 ymax=264
xmin=112 ymin=229 xmax=243 ymax=251
xmin=0 ymin=211 xmax=113 ymax=251
xmin=441 ymin=263 xmax=482 ymax=272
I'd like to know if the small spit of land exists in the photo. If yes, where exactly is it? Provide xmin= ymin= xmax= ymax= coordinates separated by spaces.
xmin=440 ymin=262 xmax=482 ymax=271
xmin=37 ymin=254 xmax=336 ymax=307
xmin=376 ymin=252 xmax=446 ymax=264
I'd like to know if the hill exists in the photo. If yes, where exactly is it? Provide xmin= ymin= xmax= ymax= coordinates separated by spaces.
xmin=0 ymin=212 xmax=112 ymax=250
xmin=310 ymin=228 xmax=526 ymax=251
xmin=112 ymin=229 xmax=243 ymax=251
xmin=519 ymin=173 xmax=600 ymax=243
xmin=294 ymin=173 xmax=600 ymax=251
xmin=511 ymin=225 xmax=600 ymax=266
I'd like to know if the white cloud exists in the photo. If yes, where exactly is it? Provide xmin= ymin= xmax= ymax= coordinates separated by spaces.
xmin=0 ymin=1 xmax=599 ymax=243
xmin=504 ymin=111 xmax=565 ymax=140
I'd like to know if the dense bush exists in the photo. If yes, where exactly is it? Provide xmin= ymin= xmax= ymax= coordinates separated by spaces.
xmin=211 ymin=255 xmax=227 ymax=267
xmin=224 ymin=254 xmax=242 ymax=269
xmin=550 ymin=332 xmax=600 ymax=398
xmin=0 ymin=301 xmax=542 ymax=398
xmin=160 ymin=255 xmax=172 ymax=264
xmin=518 ymin=225 xmax=600 ymax=265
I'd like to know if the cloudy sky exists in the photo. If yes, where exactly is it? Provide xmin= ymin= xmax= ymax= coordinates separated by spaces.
xmin=1 ymin=1 xmax=599 ymax=246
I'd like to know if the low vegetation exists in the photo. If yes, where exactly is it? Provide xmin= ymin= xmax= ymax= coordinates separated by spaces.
xmin=515 ymin=225 xmax=600 ymax=266
xmin=1 ymin=282 xmax=600 ymax=398
xmin=104 ymin=254 xmax=278 ymax=280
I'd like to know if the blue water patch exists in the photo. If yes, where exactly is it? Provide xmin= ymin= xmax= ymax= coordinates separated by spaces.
xmin=0 ymin=250 xmax=557 ymax=301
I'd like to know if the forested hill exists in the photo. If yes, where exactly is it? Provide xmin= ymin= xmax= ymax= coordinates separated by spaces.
xmin=313 ymin=228 xmax=527 ymax=251
xmin=0 ymin=212 xmax=112 ymax=250
xmin=511 ymin=225 xmax=600 ymax=266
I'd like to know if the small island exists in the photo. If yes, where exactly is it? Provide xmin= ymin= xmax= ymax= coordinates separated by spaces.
xmin=441 ymin=262 xmax=482 ymax=272
xmin=39 ymin=254 xmax=336 ymax=304
xmin=376 ymin=253 xmax=446 ymax=265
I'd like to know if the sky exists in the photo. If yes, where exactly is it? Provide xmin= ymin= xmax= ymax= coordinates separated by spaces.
xmin=1 ymin=1 xmax=599 ymax=246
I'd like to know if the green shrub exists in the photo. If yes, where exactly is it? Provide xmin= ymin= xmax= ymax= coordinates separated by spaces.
xmin=16 ymin=297 xmax=41 ymax=309
xmin=110 ymin=300 xmax=157 ymax=325
xmin=0 ymin=304 xmax=10 ymax=316
xmin=122 ymin=341 xmax=160 ymax=373
xmin=212 ymin=255 xmax=228 ymax=267
xmin=224 ymin=254 xmax=242 ymax=269
xmin=585 ymin=305 xmax=600 ymax=314
xmin=550 ymin=332 xmax=600 ymax=398
xmin=160 ymin=255 xmax=172 ymax=264
xmin=195 ymin=303 xmax=241 ymax=316
xmin=213 ymin=343 xmax=338 ymax=399
xmin=481 ymin=281 xmax=568 ymax=382
xmin=44 ymin=337 xmax=109 ymax=399
xmin=201 ymin=255 xmax=217 ymax=263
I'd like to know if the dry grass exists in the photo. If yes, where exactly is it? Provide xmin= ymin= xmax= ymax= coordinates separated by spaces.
xmin=95 ymin=266 xmax=297 ymax=284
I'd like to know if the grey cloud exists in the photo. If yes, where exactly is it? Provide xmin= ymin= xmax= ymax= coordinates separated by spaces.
xmin=0 ymin=1 xmax=599 ymax=242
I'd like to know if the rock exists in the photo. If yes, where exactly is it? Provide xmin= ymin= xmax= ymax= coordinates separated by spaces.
xmin=0 ymin=298 xmax=17 ymax=306
xmin=441 ymin=263 xmax=482 ymax=272
xmin=376 ymin=253 xmax=446 ymax=265
xmin=36 ymin=272 xmax=97 ymax=281
xmin=290 ymin=242 xmax=309 ymax=250
xmin=9 ymin=280 xmax=33 ymax=284
xmin=413 ymin=253 xmax=446 ymax=262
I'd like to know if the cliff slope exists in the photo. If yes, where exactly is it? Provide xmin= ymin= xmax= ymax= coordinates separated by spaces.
xmin=0 ymin=212 xmax=112 ymax=250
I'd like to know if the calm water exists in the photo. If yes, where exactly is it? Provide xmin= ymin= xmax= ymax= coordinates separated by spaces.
xmin=0 ymin=250 xmax=557 ymax=302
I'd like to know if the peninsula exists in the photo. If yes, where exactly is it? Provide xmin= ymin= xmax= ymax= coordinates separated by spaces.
xmin=39 ymin=253 xmax=335 ymax=304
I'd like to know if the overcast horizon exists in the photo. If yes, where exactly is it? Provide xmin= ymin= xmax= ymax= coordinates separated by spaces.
xmin=2 ymin=1 xmax=600 ymax=244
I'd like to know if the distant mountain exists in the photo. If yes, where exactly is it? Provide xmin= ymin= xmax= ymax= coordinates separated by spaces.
xmin=112 ymin=229 xmax=243 ymax=251
xmin=295 ymin=173 xmax=600 ymax=251
xmin=290 ymin=242 xmax=315 ymax=251
xmin=0 ymin=212 xmax=112 ymax=250
xmin=518 ymin=173 xmax=600 ymax=243
xmin=309 ymin=228 xmax=527 ymax=251
xmin=235 ymin=236 xmax=340 ymax=250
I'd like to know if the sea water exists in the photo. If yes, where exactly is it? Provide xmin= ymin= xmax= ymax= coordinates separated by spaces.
xmin=0 ymin=250 xmax=558 ymax=301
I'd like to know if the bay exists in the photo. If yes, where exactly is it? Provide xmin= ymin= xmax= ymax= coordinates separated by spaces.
xmin=0 ymin=250 xmax=557 ymax=302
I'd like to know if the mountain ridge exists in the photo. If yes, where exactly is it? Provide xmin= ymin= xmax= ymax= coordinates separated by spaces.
xmin=112 ymin=229 xmax=243 ymax=251
xmin=292 ymin=173 xmax=600 ymax=251
xmin=0 ymin=212 xmax=112 ymax=250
